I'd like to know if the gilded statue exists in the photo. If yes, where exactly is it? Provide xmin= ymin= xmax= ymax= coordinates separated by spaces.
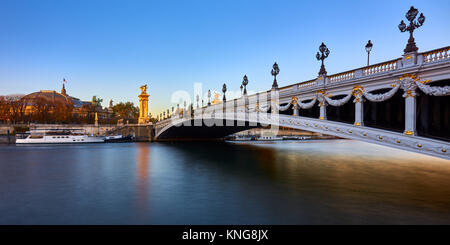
xmin=140 ymin=85 xmax=147 ymax=93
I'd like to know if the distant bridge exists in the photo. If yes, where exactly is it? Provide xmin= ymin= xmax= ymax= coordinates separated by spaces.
xmin=154 ymin=45 xmax=450 ymax=159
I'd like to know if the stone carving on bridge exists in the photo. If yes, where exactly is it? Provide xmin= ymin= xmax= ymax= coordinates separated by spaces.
xmin=290 ymin=96 xmax=298 ymax=105
xmin=296 ymin=96 xmax=317 ymax=109
xmin=316 ymin=93 xmax=327 ymax=107
xmin=363 ymin=83 xmax=401 ymax=102
xmin=416 ymin=79 xmax=450 ymax=96
xmin=400 ymin=76 xmax=418 ymax=98
xmin=324 ymin=93 xmax=353 ymax=107
xmin=259 ymin=104 xmax=270 ymax=112
xmin=278 ymin=102 xmax=292 ymax=112
xmin=352 ymin=86 xmax=364 ymax=103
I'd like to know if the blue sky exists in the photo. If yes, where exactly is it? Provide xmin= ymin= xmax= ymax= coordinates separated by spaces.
xmin=0 ymin=0 xmax=449 ymax=115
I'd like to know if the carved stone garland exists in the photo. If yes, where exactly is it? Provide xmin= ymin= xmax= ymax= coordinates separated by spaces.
xmin=277 ymin=102 xmax=292 ymax=112
xmin=416 ymin=80 xmax=450 ymax=96
xmin=363 ymin=83 xmax=401 ymax=102
xmin=324 ymin=93 xmax=353 ymax=106
xmin=295 ymin=96 xmax=317 ymax=109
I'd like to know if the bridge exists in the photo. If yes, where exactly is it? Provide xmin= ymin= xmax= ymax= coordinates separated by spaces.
xmin=150 ymin=6 xmax=450 ymax=159
xmin=153 ymin=42 xmax=450 ymax=160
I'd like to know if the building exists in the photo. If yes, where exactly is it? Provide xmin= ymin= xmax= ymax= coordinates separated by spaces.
xmin=18 ymin=83 xmax=113 ymax=123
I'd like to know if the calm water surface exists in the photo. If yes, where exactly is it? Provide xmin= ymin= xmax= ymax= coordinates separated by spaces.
xmin=1 ymin=140 xmax=449 ymax=224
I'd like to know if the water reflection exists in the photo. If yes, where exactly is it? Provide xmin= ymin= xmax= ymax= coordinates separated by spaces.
xmin=0 ymin=140 xmax=449 ymax=224
xmin=136 ymin=143 xmax=150 ymax=214
xmin=162 ymin=140 xmax=450 ymax=224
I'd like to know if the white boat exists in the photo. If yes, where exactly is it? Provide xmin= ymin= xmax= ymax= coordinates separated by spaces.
xmin=16 ymin=129 xmax=105 ymax=144
xmin=256 ymin=136 xmax=283 ymax=141
xmin=232 ymin=136 xmax=256 ymax=141
xmin=282 ymin=136 xmax=312 ymax=140
xmin=104 ymin=135 xmax=134 ymax=143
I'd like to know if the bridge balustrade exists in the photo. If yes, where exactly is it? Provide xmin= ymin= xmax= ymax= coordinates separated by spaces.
xmin=422 ymin=46 xmax=450 ymax=63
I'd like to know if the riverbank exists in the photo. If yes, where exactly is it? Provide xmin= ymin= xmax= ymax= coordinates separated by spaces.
xmin=0 ymin=123 xmax=153 ymax=142
xmin=0 ymin=135 xmax=15 ymax=144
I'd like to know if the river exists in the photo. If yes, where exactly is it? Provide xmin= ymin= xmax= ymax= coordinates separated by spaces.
xmin=0 ymin=140 xmax=449 ymax=224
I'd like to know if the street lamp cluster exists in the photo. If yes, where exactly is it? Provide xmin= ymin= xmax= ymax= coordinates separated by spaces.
xmin=316 ymin=42 xmax=330 ymax=76
xmin=398 ymin=6 xmax=425 ymax=53
xmin=242 ymin=75 xmax=248 ymax=96
xmin=271 ymin=62 xmax=280 ymax=89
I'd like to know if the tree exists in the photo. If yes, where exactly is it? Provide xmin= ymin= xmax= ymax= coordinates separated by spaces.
xmin=31 ymin=97 xmax=52 ymax=123
xmin=80 ymin=103 xmax=96 ymax=123
xmin=0 ymin=96 xmax=9 ymax=122
xmin=6 ymin=95 xmax=27 ymax=123
xmin=112 ymin=102 xmax=139 ymax=121
xmin=53 ymin=100 xmax=74 ymax=123
xmin=92 ymin=96 xmax=103 ymax=107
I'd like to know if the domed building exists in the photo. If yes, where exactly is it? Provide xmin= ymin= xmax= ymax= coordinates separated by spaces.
xmin=23 ymin=85 xmax=70 ymax=105
xmin=19 ymin=83 xmax=113 ymax=123
xmin=22 ymin=84 xmax=90 ymax=113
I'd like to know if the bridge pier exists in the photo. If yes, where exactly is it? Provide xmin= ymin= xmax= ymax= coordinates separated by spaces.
xmin=108 ymin=124 xmax=153 ymax=141
xmin=293 ymin=103 xmax=299 ymax=116
xmin=353 ymin=87 xmax=364 ymax=126
xmin=354 ymin=101 xmax=364 ymax=126
xmin=271 ymin=89 xmax=279 ymax=116
xmin=401 ymin=76 xmax=419 ymax=136
xmin=404 ymin=94 xmax=417 ymax=136
xmin=319 ymin=102 xmax=327 ymax=120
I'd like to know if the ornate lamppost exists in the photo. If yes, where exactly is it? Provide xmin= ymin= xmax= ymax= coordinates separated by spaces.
xmin=196 ymin=95 xmax=200 ymax=108
xmin=316 ymin=42 xmax=330 ymax=76
xmin=172 ymin=106 xmax=174 ymax=116
xmin=222 ymin=83 xmax=227 ymax=101
xmin=242 ymin=75 xmax=248 ymax=96
xmin=365 ymin=40 xmax=373 ymax=66
xmin=271 ymin=62 xmax=280 ymax=89
xmin=398 ymin=6 xmax=425 ymax=53
xmin=207 ymin=90 xmax=211 ymax=106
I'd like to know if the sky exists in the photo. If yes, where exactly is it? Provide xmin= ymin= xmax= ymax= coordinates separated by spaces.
xmin=0 ymin=0 xmax=449 ymax=116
